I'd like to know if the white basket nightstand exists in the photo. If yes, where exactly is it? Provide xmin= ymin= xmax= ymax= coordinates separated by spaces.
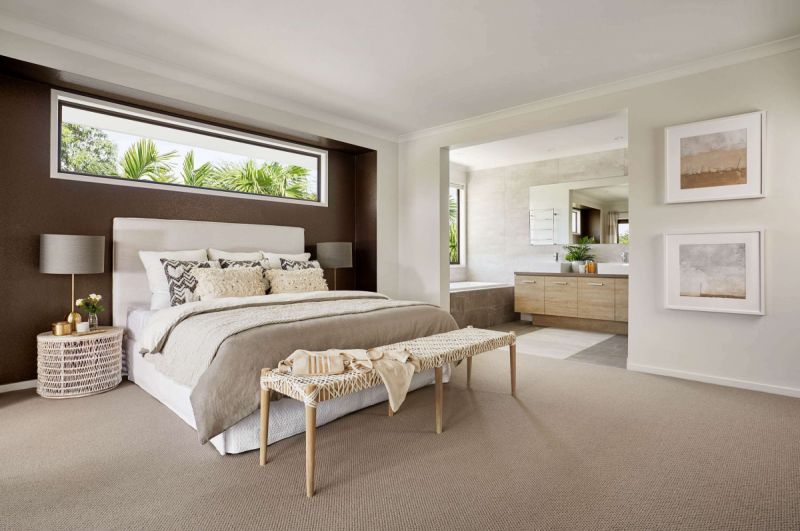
xmin=36 ymin=327 xmax=124 ymax=399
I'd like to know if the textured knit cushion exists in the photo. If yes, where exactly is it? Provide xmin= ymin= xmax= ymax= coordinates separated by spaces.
xmin=192 ymin=267 xmax=267 ymax=300
xmin=267 ymin=268 xmax=328 ymax=294
xmin=160 ymin=259 xmax=218 ymax=306
xmin=279 ymin=258 xmax=321 ymax=271
xmin=218 ymin=259 xmax=271 ymax=293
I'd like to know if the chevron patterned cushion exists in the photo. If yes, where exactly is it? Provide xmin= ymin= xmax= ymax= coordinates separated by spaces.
xmin=160 ymin=259 xmax=218 ymax=306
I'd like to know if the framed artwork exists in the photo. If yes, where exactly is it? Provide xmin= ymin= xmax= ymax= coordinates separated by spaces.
xmin=665 ymin=111 xmax=765 ymax=203
xmin=664 ymin=230 xmax=764 ymax=315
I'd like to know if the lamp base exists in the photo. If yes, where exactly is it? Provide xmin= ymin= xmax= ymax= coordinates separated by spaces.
xmin=66 ymin=311 xmax=82 ymax=325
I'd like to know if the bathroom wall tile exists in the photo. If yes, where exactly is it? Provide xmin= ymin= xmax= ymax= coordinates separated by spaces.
xmin=465 ymin=148 xmax=629 ymax=282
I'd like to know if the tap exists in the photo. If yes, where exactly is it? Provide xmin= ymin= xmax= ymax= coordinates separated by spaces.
xmin=553 ymin=251 xmax=560 ymax=262
xmin=620 ymin=251 xmax=629 ymax=263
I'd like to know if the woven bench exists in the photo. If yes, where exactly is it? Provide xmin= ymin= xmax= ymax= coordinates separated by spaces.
xmin=259 ymin=326 xmax=516 ymax=497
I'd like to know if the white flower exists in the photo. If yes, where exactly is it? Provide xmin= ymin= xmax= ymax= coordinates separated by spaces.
xmin=75 ymin=299 xmax=84 ymax=306
xmin=95 ymin=294 xmax=102 ymax=300
xmin=89 ymin=293 xmax=97 ymax=299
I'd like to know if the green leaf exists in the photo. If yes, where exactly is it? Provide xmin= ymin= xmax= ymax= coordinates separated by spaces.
xmin=119 ymin=139 xmax=177 ymax=182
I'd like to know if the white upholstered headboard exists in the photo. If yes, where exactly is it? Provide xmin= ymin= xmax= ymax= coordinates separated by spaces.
xmin=112 ymin=217 xmax=305 ymax=328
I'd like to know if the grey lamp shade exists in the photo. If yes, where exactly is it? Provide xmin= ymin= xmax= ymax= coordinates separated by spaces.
xmin=316 ymin=242 xmax=353 ymax=269
xmin=40 ymin=234 xmax=105 ymax=274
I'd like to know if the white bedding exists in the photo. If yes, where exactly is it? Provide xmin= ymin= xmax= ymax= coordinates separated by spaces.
xmin=125 ymin=308 xmax=449 ymax=455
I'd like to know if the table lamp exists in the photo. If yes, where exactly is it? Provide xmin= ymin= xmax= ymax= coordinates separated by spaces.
xmin=40 ymin=234 xmax=105 ymax=325
xmin=316 ymin=242 xmax=352 ymax=291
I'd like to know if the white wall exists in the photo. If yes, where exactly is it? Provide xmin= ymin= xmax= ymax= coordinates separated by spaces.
xmin=0 ymin=28 xmax=401 ymax=297
xmin=399 ymin=48 xmax=800 ymax=397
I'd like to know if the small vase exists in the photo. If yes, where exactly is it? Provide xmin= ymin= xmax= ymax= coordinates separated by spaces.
xmin=88 ymin=313 xmax=99 ymax=330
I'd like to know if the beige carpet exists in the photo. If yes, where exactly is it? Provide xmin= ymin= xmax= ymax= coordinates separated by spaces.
xmin=1 ymin=352 xmax=799 ymax=530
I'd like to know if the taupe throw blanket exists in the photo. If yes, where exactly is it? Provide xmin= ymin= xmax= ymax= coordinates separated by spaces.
xmin=278 ymin=348 xmax=420 ymax=412
xmin=139 ymin=291 xmax=458 ymax=443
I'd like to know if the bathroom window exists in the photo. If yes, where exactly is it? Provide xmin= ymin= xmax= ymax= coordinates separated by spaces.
xmin=617 ymin=218 xmax=630 ymax=244
xmin=51 ymin=90 xmax=328 ymax=205
xmin=571 ymin=208 xmax=581 ymax=235
xmin=449 ymin=185 xmax=465 ymax=265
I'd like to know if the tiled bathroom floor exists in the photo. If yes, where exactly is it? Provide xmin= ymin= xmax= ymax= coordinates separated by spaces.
xmin=490 ymin=321 xmax=628 ymax=369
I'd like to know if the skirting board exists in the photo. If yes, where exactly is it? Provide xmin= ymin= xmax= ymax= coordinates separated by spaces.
xmin=627 ymin=364 xmax=800 ymax=399
xmin=0 ymin=379 xmax=36 ymax=394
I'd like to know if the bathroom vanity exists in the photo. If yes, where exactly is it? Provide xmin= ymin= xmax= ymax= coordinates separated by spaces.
xmin=514 ymin=272 xmax=628 ymax=334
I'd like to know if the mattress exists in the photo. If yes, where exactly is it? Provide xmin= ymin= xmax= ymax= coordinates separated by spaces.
xmin=124 ymin=311 xmax=449 ymax=455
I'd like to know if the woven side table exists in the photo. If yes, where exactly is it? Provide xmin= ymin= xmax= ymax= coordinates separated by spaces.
xmin=37 ymin=327 xmax=124 ymax=399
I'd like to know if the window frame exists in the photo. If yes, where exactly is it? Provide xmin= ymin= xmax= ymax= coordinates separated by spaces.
xmin=449 ymin=184 xmax=466 ymax=267
xmin=50 ymin=90 xmax=329 ymax=206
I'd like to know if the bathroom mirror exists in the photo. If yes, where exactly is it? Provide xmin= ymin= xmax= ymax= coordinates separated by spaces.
xmin=529 ymin=176 xmax=629 ymax=245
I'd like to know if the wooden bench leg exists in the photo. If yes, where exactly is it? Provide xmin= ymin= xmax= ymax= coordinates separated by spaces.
xmin=305 ymin=403 xmax=317 ymax=497
xmin=510 ymin=343 xmax=517 ymax=397
xmin=259 ymin=388 xmax=271 ymax=466
xmin=435 ymin=366 xmax=443 ymax=434
xmin=466 ymin=356 xmax=472 ymax=388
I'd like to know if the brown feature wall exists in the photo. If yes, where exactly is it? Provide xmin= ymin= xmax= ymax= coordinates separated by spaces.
xmin=0 ymin=69 xmax=377 ymax=385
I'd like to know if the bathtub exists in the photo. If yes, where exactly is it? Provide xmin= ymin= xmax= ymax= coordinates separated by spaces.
xmin=449 ymin=282 xmax=517 ymax=328
xmin=449 ymin=281 xmax=509 ymax=292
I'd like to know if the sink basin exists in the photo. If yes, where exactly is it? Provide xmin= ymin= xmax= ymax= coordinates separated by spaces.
xmin=597 ymin=262 xmax=629 ymax=275
xmin=526 ymin=262 xmax=572 ymax=273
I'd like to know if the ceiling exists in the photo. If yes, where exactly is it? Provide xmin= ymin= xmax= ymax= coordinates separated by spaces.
xmin=450 ymin=112 xmax=628 ymax=170
xmin=1 ymin=1 xmax=799 ymax=137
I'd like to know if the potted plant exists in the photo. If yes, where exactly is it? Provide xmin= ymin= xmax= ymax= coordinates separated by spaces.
xmin=564 ymin=237 xmax=596 ymax=273
xmin=76 ymin=294 xmax=105 ymax=330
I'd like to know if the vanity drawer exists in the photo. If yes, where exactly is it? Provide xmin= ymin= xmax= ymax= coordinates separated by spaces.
xmin=614 ymin=278 xmax=629 ymax=322
xmin=514 ymin=276 xmax=544 ymax=314
xmin=544 ymin=276 xmax=578 ymax=317
xmin=577 ymin=278 xmax=615 ymax=320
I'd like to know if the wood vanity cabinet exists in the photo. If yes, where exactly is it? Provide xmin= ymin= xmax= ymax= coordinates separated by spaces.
xmin=614 ymin=278 xmax=629 ymax=322
xmin=577 ymin=278 xmax=614 ymax=320
xmin=514 ymin=275 xmax=545 ymax=314
xmin=514 ymin=273 xmax=629 ymax=331
xmin=544 ymin=276 xmax=578 ymax=317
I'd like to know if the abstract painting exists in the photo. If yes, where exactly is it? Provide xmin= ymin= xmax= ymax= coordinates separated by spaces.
xmin=665 ymin=112 xmax=764 ymax=203
xmin=680 ymin=129 xmax=747 ymax=189
xmin=679 ymin=243 xmax=746 ymax=299
xmin=665 ymin=231 xmax=764 ymax=315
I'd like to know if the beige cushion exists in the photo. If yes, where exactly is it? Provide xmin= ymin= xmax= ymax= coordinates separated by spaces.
xmin=267 ymin=268 xmax=328 ymax=294
xmin=193 ymin=267 xmax=266 ymax=300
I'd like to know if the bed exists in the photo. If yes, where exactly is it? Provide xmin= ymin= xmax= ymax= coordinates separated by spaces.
xmin=113 ymin=217 xmax=458 ymax=455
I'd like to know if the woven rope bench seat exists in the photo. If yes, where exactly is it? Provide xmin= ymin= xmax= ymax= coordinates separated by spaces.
xmin=262 ymin=367 xmax=384 ymax=408
xmin=259 ymin=326 xmax=517 ymax=497
xmin=260 ymin=327 xmax=516 ymax=408
xmin=381 ymin=327 xmax=515 ymax=372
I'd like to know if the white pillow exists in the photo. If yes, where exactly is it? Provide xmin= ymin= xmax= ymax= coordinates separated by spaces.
xmin=193 ymin=267 xmax=266 ymax=300
xmin=208 ymin=248 xmax=262 ymax=261
xmin=138 ymin=249 xmax=208 ymax=309
xmin=261 ymin=252 xmax=311 ymax=269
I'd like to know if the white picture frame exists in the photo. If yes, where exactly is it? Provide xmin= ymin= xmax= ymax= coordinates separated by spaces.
xmin=664 ymin=230 xmax=764 ymax=315
xmin=664 ymin=111 xmax=765 ymax=203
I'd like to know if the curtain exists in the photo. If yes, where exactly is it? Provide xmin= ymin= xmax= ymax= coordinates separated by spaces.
xmin=606 ymin=211 xmax=619 ymax=244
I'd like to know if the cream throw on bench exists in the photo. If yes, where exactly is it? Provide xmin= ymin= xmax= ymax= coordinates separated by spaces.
xmin=278 ymin=348 xmax=420 ymax=412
